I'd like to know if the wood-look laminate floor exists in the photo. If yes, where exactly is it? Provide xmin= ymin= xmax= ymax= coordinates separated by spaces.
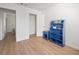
xmin=0 ymin=33 xmax=79 ymax=55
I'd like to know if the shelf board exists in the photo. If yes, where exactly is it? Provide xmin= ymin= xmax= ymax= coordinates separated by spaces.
xmin=50 ymin=33 xmax=62 ymax=36
xmin=50 ymin=39 xmax=64 ymax=47
xmin=50 ymin=36 xmax=62 ymax=42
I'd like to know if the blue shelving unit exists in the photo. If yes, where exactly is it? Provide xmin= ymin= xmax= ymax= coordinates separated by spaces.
xmin=50 ymin=20 xmax=64 ymax=47
xmin=43 ymin=20 xmax=65 ymax=47
xmin=43 ymin=31 xmax=50 ymax=40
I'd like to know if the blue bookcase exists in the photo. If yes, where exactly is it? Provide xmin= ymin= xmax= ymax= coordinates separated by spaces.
xmin=50 ymin=20 xmax=64 ymax=47
xmin=43 ymin=20 xmax=65 ymax=47
xmin=43 ymin=31 xmax=50 ymax=40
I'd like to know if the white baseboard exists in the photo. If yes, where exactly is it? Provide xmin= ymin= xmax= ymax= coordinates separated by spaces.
xmin=16 ymin=36 xmax=29 ymax=42
xmin=66 ymin=43 xmax=79 ymax=50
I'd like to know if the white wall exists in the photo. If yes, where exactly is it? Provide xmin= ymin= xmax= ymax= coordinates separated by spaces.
xmin=26 ymin=7 xmax=45 ymax=37
xmin=0 ymin=12 xmax=3 ymax=40
xmin=6 ymin=13 xmax=16 ymax=32
xmin=36 ymin=14 xmax=45 ymax=36
xmin=29 ymin=14 xmax=36 ymax=35
xmin=0 ymin=4 xmax=44 ymax=41
xmin=3 ymin=13 xmax=7 ymax=37
xmin=43 ymin=3 xmax=79 ymax=50
xmin=2 ymin=13 xmax=6 ymax=40
xmin=0 ymin=11 xmax=6 ymax=40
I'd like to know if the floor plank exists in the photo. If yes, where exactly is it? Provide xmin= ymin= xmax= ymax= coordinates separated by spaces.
xmin=0 ymin=33 xmax=79 ymax=55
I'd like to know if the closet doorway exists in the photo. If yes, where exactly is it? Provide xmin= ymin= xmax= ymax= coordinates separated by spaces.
xmin=29 ymin=14 xmax=37 ymax=37
xmin=6 ymin=13 xmax=16 ymax=34
xmin=1 ymin=8 xmax=16 ymax=42
xmin=5 ymin=12 xmax=16 ymax=42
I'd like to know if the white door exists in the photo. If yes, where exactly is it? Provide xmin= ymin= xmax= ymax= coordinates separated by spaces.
xmin=6 ymin=13 xmax=16 ymax=32
xmin=29 ymin=14 xmax=36 ymax=35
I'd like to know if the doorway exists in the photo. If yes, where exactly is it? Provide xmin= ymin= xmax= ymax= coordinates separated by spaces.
xmin=29 ymin=14 xmax=37 ymax=37
xmin=6 ymin=13 xmax=16 ymax=34
xmin=1 ymin=8 xmax=16 ymax=41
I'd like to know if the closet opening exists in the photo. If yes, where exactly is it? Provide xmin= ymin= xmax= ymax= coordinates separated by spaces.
xmin=29 ymin=14 xmax=37 ymax=38
xmin=1 ymin=8 xmax=16 ymax=42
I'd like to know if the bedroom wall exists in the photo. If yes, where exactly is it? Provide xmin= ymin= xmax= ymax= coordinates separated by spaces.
xmin=2 ymin=13 xmax=6 ymax=40
xmin=0 ymin=3 xmax=44 ymax=41
xmin=0 ymin=12 xmax=3 ymax=40
xmin=43 ymin=3 xmax=79 ymax=50
xmin=0 ymin=11 xmax=6 ymax=40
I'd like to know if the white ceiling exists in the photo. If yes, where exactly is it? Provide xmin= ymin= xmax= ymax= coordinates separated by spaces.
xmin=21 ymin=3 xmax=54 ymax=11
